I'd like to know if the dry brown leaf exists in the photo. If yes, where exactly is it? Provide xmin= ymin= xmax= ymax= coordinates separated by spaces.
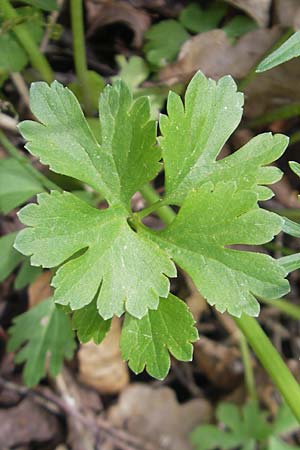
xmin=244 ymin=57 xmax=300 ymax=117
xmin=85 ymin=0 xmax=150 ymax=47
xmin=274 ymin=0 xmax=300 ymax=30
xmin=28 ymin=270 xmax=52 ymax=307
xmin=78 ymin=317 xmax=129 ymax=394
xmin=0 ymin=397 xmax=61 ymax=448
xmin=225 ymin=0 xmax=271 ymax=26
xmin=194 ymin=336 xmax=243 ymax=390
xmin=160 ymin=28 xmax=280 ymax=84
xmin=108 ymin=383 xmax=213 ymax=450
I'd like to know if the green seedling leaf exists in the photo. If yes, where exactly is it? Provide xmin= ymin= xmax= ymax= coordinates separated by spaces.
xmin=179 ymin=2 xmax=227 ymax=33
xmin=114 ymin=55 xmax=150 ymax=90
xmin=191 ymin=401 xmax=272 ymax=450
xmin=114 ymin=54 xmax=170 ymax=119
xmin=19 ymin=80 xmax=160 ymax=207
xmin=0 ymin=158 xmax=43 ymax=214
xmin=8 ymin=298 xmax=75 ymax=386
xmin=148 ymin=181 xmax=288 ymax=317
xmin=15 ymin=70 xmax=290 ymax=379
xmin=257 ymin=31 xmax=300 ymax=72
xmin=15 ymin=191 xmax=176 ymax=319
xmin=20 ymin=0 xmax=58 ymax=11
xmin=160 ymin=71 xmax=287 ymax=205
xmin=72 ymin=298 xmax=112 ymax=344
xmin=0 ymin=7 xmax=43 ymax=73
xmin=223 ymin=15 xmax=257 ymax=41
xmin=143 ymin=20 xmax=189 ymax=67
xmin=0 ymin=232 xmax=24 ymax=283
xmin=120 ymin=294 xmax=198 ymax=379
xmin=69 ymin=70 xmax=105 ymax=111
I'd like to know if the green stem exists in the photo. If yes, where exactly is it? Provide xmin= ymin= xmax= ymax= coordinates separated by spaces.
xmin=235 ymin=315 xmax=300 ymax=422
xmin=0 ymin=130 xmax=61 ymax=192
xmin=0 ymin=0 xmax=54 ymax=83
xmin=239 ymin=331 xmax=257 ymax=402
xmin=139 ymin=184 xmax=176 ymax=225
xmin=70 ymin=0 xmax=93 ymax=115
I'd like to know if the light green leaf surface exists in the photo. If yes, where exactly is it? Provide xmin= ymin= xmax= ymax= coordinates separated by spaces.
xmin=8 ymin=298 xmax=75 ymax=387
xmin=72 ymin=298 xmax=112 ymax=344
xmin=289 ymin=160 xmax=300 ymax=178
xmin=120 ymin=294 xmax=198 ymax=379
xmin=0 ymin=232 xmax=24 ymax=283
xmin=15 ymin=191 xmax=176 ymax=319
xmin=179 ymin=2 xmax=227 ymax=33
xmin=160 ymin=71 xmax=287 ymax=204
xmin=269 ymin=437 xmax=300 ymax=450
xmin=257 ymin=31 xmax=300 ymax=72
xmin=114 ymin=55 xmax=150 ymax=90
xmin=143 ymin=20 xmax=189 ymax=67
xmin=0 ymin=158 xmax=43 ymax=214
xmin=148 ymin=181 xmax=289 ymax=317
xmin=19 ymin=80 xmax=160 ymax=207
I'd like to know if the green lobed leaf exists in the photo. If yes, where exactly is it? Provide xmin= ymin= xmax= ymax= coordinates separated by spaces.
xmin=223 ymin=15 xmax=257 ymax=41
xmin=143 ymin=20 xmax=189 ymax=67
xmin=147 ymin=181 xmax=289 ymax=317
xmin=257 ymin=31 xmax=300 ymax=73
xmin=0 ymin=232 xmax=24 ymax=283
xmin=0 ymin=158 xmax=43 ymax=214
xmin=8 ymin=297 xmax=75 ymax=387
xmin=191 ymin=401 xmax=272 ymax=450
xmin=114 ymin=55 xmax=150 ymax=90
xmin=160 ymin=71 xmax=288 ymax=205
xmin=179 ymin=2 xmax=227 ymax=33
xmin=15 ymin=191 xmax=176 ymax=319
xmin=72 ymin=298 xmax=112 ymax=344
xmin=19 ymin=80 xmax=160 ymax=208
xmin=120 ymin=294 xmax=198 ymax=380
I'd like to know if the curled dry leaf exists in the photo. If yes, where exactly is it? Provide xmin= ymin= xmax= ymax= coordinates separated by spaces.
xmin=108 ymin=383 xmax=213 ymax=450
xmin=85 ymin=0 xmax=150 ymax=47
xmin=78 ymin=317 xmax=129 ymax=394
xmin=224 ymin=0 xmax=271 ymax=26
xmin=160 ymin=28 xmax=280 ymax=84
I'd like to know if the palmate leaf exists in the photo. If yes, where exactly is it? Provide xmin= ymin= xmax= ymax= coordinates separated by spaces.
xmin=8 ymin=298 xmax=75 ymax=386
xmin=15 ymin=191 xmax=176 ymax=319
xmin=15 ymin=71 xmax=289 ymax=380
xmin=120 ymin=294 xmax=198 ymax=379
